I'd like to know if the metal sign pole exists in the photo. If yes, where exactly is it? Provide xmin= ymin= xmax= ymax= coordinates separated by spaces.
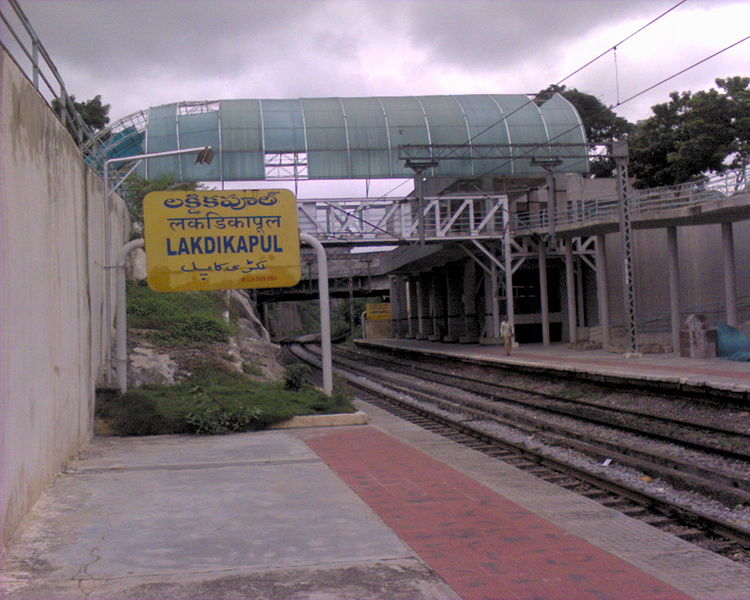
xmin=115 ymin=238 xmax=145 ymax=393
xmin=102 ymin=146 xmax=213 ymax=383
xmin=300 ymin=233 xmax=333 ymax=395
xmin=405 ymin=158 xmax=438 ymax=247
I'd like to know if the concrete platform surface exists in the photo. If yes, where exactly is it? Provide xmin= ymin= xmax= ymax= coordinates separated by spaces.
xmin=3 ymin=403 xmax=750 ymax=599
xmin=356 ymin=338 xmax=750 ymax=397
xmin=0 ymin=431 xmax=458 ymax=600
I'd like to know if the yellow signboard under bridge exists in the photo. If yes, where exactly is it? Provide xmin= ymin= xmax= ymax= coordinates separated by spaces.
xmin=144 ymin=189 xmax=301 ymax=292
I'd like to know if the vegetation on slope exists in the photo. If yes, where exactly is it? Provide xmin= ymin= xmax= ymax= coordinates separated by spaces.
xmin=127 ymin=280 xmax=232 ymax=346
xmin=97 ymin=363 xmax=354 ymax=436
xmin=97 ymin=281 xmax=354 ymax=436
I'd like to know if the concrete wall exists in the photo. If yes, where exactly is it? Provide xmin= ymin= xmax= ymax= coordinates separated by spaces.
xmin=0 ymin=50 xmax=129 ymax=547
xmin=603 ymin=221 xmax=750 ymax=332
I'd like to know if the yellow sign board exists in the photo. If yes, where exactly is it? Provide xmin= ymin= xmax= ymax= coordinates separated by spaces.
xmin=366 ymin=302 xmax=392 ymax=321
xmin=144 ymin=190 xmax=301 ymax=292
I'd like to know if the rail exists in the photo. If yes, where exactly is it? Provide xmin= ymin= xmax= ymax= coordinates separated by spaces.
xmin=295 ymin=166 xmax=748 ymax=243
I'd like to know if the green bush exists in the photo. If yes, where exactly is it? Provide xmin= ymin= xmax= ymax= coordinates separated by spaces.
xmin=283 ymin=363 xmax=312 ymax=391
xmin=97 ymin=389 xmax=168 ymax=436
xmin=331 ymin=374 xmax=354 ymax=411
xmin=99 ymin=363 xmax=355 ymax=436
xmin=185 ymin=399 xmax=264 ymax=435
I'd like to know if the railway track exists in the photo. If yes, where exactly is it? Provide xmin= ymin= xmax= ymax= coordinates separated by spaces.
xmin=288 ymin=341 xmax=750 ymax=564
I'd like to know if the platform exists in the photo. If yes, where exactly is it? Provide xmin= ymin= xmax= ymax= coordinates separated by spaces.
xmin=355 ymin=338 xmax=750 ymax=400
xmin=2 ymin=404 xmax=750 ymax=599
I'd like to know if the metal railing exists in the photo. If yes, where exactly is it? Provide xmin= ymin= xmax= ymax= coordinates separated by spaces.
xmin=0 ymin=0 xmax=107 ymax=168
xmin=294 ymin=166 xmax=749 ymax=244
xmin=515 ymin=165 xmax=750 ymax=233
xmin=297 ymin=194 xmax=509 ymax=244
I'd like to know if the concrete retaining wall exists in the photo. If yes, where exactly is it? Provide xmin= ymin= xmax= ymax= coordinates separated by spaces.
xmin=0 ymin=50 xmax=129 ymax=547
xmin=604 ymin=222 xmax=750 ymax=329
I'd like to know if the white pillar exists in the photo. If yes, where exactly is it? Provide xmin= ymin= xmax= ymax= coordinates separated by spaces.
xmin=406 ymin=278 xmax=415 ymax=339
xmin=491 ymin=263 xmax=500 ymax=339
xmin=667 ymin=227 xmax=681 ymax=354
xmin=397 ymin=276 xmax=407 ymax=338
xmin=461 ymin=259 xmax=478 ymax=343
xmin=565 ymin=239 xmax=577 ymax=344
xmin=595 ymin=234 xmax=610 ymax=350
xmin=428 ymin=272 xmax=439 ymax=340
xmin=416 ymin=277 xmax=426 ymax=339
xmin=504 ymin=226 xmax=515 ymax=331
xmin=538 ymin=241 xmax=550 ymax=345
xmin=445 ymin=268 xmax=460 ymax=342
xmin=722 ymin=222 xmax=738 ymax=327
xmin=389 ymin=276 xmax=402 ymax=338
xmin=406 ymin=276 xmax=419 ymax=340
xmin=301 ymin=234 xmax=333 ymax=396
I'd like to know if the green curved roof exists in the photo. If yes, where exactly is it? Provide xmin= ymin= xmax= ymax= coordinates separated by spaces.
xmin=135 ymin=94 xmax=587 ymax=181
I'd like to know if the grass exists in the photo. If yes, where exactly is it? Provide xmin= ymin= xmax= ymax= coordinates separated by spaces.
xmin=98 ymin=363 xmax=356 ymax=436
xmin=127 ymin=280 xmax=232 ymax=346
xmin=115 ymin=281 xmax=355 ymax=436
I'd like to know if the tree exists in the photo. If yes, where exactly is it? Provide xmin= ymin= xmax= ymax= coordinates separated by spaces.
xmin=629 ymin=91 xmax=692 ymax=188
xmin=629 ymin=77 xmax=750 ymax=188
xmin=122 ymin=174 xmax=203 ymax=230
xmin=51 ymin=94 xmax=110 ymax=141
xmin=718 ymin=76 xmax=750 ymax=172
xmin=536 ymin=85 xmax=634 ymax=177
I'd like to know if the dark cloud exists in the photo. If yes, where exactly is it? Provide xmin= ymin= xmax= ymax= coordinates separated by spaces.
xmin=18 ymin=0 xmax=315 ymax=76
xmin=4 ymin=0 xmax=747 ymax=125
xmin=400 ymin=0 xmax=659 ymax=70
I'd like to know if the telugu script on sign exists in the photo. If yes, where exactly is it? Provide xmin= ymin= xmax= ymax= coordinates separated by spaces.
xmin=143 ymin=190 xmax=301 ymax=292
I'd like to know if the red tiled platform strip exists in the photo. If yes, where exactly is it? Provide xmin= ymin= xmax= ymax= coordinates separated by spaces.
xmin=306 ymin=427 xmax=692 ymax=600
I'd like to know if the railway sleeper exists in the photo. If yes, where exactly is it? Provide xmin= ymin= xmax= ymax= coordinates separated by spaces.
xmin=339 ymin=346 xmax=750 ymax=455
xmin=549 ymin=435 xmax=750 ymax=508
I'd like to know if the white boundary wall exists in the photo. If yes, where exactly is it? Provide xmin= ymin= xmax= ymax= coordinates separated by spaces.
xmin=0 ymin=50 xmax=129 ymax=546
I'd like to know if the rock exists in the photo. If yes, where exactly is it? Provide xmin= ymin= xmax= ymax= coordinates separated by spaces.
xmin=126 ymin=290 xmax=284 ymax=387
xmin=237 ymin=319 xmax=284 ymax=381
xmin=128 ymin=346 xmax=178 ymax=387
xmin=230 ymin=290 xmax=271 ymax=342
xmin=125 ymin=247 xmax=147 ymax=281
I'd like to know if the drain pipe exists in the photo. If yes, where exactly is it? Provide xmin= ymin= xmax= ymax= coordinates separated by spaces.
xmin=116 ymin=238 xmax=144 ymax=393
xmin=300 ymin=233 xmax=333 ymax=395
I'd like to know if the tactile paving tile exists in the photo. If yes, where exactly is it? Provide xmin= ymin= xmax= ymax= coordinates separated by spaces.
xmin=307 ymin=426 xmax=694 ymax=600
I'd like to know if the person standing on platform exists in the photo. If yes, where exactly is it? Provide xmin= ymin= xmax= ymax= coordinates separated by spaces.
xmin=500 ymin=317 xmax=514 ymax=356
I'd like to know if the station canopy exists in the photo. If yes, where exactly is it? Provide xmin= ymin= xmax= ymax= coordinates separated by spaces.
xmin=103 ymin=94 xmax=588 ymax=181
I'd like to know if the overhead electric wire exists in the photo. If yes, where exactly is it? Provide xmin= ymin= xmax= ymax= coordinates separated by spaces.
xmin=615 ymin=34 xmax=750 ymax=107
xmin=305 ymin=0 xmax=690 ymax=243
xmin=416 ymin=0 xmax=690 ymax=166
xmin=474 ymin=33 xmax=750 ymax=180
xmin=305 ymin=0 xmax=704 ymax=244
xmin=555 ymin=0 xmax=689 ymax=87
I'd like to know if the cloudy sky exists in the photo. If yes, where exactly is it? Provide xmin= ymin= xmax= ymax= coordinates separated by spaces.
xmin=4 ymin=0 xmax=748 ymax=128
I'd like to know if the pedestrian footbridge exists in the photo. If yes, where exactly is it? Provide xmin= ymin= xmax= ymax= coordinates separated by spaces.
xmin=295 ymin=167 xmax=749 ymax=245
xmin=92 ymin=97 xmax=749 ymax=247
